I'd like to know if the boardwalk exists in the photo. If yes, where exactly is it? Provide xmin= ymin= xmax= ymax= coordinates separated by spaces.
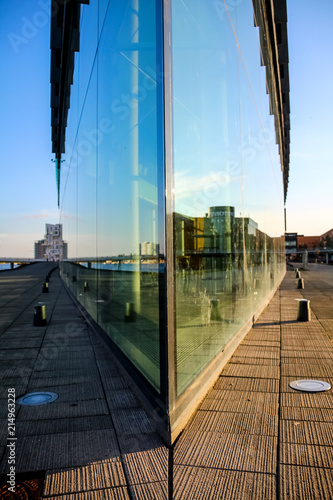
xmin=0 ymin=263 xmax=332 ymax=499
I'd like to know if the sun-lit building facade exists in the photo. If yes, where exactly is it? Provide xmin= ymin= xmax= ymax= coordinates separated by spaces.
xmin=51 ymin=0 xmax=289 ymax=442
xmin=34 ymin=223 xmax=68 ymax=261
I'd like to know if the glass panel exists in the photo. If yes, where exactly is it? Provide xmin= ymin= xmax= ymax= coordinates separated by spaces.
xmin=61 ymin=0 xmax=164 ymax=393
xmin=171 ymin=0 xmax=285 ymax=395
xmin=94 ymin=0 xmax=164 ymax=392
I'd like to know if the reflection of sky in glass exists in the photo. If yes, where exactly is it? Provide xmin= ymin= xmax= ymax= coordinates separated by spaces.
xmin=61 ymin=1 xmax=164 ymax=257
xmin=172 ymin=0 xmax=284 ymax=236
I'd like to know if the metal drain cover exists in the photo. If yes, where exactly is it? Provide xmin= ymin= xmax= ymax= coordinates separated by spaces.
xmin=17 ymin=392 xmax=58 ymax=406
xmin=289 ymin=380 xmax=331 ymax=392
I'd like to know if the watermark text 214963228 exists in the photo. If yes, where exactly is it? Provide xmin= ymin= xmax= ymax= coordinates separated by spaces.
xmin=7 ymin=388 xmax=16 ymax=494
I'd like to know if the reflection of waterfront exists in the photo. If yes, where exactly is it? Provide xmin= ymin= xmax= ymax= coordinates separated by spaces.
xmin=0 ymin=264 xmax=20 ymax=271
xmin=173 ymin=206 xmax=285 ymax=394
xmin=63 ymin=203 xmax=285 ymax=396
xmin=61 ymin=260 xmax=162 ymax=392
xmin=79 ymin=261 xmax=165 ymax=273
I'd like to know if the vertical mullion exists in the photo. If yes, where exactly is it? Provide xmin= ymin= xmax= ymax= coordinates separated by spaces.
xmin=162 ymin=0 xmax=177 ymax=440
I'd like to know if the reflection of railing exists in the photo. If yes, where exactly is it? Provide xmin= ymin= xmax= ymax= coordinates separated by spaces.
xmin=0 ymin=259 xmax=36 ymax=271
xmin=64 ymin=256 xmax=166 ymax=273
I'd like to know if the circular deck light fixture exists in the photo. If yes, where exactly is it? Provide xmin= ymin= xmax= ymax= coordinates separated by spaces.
xmin=289 ymin=380 xmax=331 ymax=393
xmin=17 ymin=392 xmax=58 ymax=406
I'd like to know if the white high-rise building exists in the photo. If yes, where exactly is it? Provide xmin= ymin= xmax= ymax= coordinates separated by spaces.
xmin=34 ymin=224 xmax=68 ymax=261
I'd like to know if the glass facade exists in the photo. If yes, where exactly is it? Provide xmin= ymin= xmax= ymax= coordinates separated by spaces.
xmin=54 ymin=0 xmax=289 ymax=441
xmin=60 ymin=0 xmax=165 ymax=392
xmin=171 ymin=0 xmax=285 ymax=395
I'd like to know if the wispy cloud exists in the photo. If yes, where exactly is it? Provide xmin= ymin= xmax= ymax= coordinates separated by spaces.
xmin=14 ymin=209 xmax=60 ymax=221
xmin=174 ymin=169 xmax=244 ymax=201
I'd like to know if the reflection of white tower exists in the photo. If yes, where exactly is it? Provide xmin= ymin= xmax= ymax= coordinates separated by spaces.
xmin=34 ymin=224 xmax=67 ymax=261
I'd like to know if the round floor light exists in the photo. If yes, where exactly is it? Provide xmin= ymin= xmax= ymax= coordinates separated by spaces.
xmin=289 ymin=380 xmax=331 ymax=392
xmin=17 ymin=392 xmax=58 ymax=406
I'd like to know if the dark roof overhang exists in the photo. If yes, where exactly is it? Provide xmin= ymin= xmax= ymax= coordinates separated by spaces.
xmin=252 ymin=0 xmax=290 ymax=203
xmin=50 ymin=0 xmax=89 ymax=205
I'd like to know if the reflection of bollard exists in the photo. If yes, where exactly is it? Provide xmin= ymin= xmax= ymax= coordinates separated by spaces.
xmin=84 ymin=282 xmax=90 ymax=292
xmin=124 ymin=302 xmax=135 ymax=322
xmin=297 ymin=278 xmax=304 ymax=289
xmin=210 ymin=299 xmax=221 ymax=321
xmin=297 ymin=299 xmax=311 ymax=322
xmin=72 ymin=276 xmax=77 ymax=283
xmin=33 ymin=305 xmax=47 ymax=326
xmin=45 ymin=275 xmax=50 ymax=283
xmin=42 ymin=282 xmax=49 ymax=293
xmin=270 ymin=272 xmax=274 ymax=280
xmin=254 ymin=279 xmax=260 ymax=289
xmin=295 ymin=268 xmax=299 ymax=273
xmin=296 ymin=271 xmax=301 ymax=279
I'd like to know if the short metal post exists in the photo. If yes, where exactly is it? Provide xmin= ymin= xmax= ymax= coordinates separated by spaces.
xmin=84 ymin=282 xmax=90 ymax=292
xmin=297 ymin=299 xmax=311 ymax=322
xmin=296 ymin=271 xmax=301 ymax=279
xmin=210 ymin=299 xmax=221 ymax=321
xmin=297 ymin=278 xmax=304 ymax=289
xmin=124 ymin=302 xmax=135 ymax=322
xmin=33 ymin=305 xmax=47 ymax=326
xmin=42 ymin=282 xmax=49 ymax=293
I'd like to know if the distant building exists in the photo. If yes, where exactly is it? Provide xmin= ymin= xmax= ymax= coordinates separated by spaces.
xmin=285 ymin=228 xmax=333 ymax=252
xmin=34 ymin=224 xmax=68 ymax=261
xmin=285 ymin=232 xmax=298 ymax=254
xmin=140 ymin=242 xmax=159 ymax=256
xmin=297 ymin=235 xmax=321 ymax=250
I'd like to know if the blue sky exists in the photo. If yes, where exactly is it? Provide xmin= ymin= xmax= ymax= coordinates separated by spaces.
xmin=287 ymin=0 xmax=333 ymax=235
xmin=0 ymin=0 xmax=332 ymax=257
xmin=0 ymin=1 xmax=57 ymax=258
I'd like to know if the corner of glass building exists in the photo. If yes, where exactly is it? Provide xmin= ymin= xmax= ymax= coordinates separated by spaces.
xmin=51 ymin=0 xmax=290 ymax=444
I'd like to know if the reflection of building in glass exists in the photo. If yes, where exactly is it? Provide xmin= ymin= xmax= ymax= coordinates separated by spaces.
xmin=34 ymin=224 xmax=68 ymax=261
xmin=140 ymin=242 xmax=159 ymax=256
xmin=51 ymin=0 xmax=290 ymax=443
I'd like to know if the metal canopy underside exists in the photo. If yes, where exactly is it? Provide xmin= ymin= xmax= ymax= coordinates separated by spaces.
xmin=50 ymin=0 xmax=89 ymax=205
xmin=252 ymin=0 xmax=291 ymax=203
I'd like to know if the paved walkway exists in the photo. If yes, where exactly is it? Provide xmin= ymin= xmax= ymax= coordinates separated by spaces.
xmin=0 ymin=263 xmax=332 ymax=499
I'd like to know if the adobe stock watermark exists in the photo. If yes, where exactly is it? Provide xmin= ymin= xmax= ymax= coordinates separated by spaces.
xmin=180 ymin=125 xmax=276 ymax=215
xmin=214 ymin=0 xmax=243 ymax=22
xmin=66 ymin=63 xmax=163 ymax=168
xmin=7 ymin=0 xmax=62 ymax=54
xmin=14 ymin=318 xmax=83 ymax=379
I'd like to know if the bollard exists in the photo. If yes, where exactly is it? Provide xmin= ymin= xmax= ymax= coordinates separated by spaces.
xmin=270 ymin=272 xmax=274 ymax=280
xmin=296 ymin=271 xmax=301 ymax=279
xmin=210 ymin=299 xmax=221 ymax=321
xmin=45 ymin=275 xmax=50 ymax=283
xmin=124 ymin=302 xmax=135 ymax=322
xmin=295 ymin=268 xmax=299 ymax=273
xmin=42 ymin=282 xmax=49 ymax=293
xmin=297 ymin=278 xmax=304 ymax=289
xmin=72 ymin=276 xmax=77 ymax=283
xmin=33 ymin=305 xmax=47 ymax=326
xmin=84 ymin=282 xmax=90 ymax=292
xmin=297 ymin=299 xmax=311 ymax=322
